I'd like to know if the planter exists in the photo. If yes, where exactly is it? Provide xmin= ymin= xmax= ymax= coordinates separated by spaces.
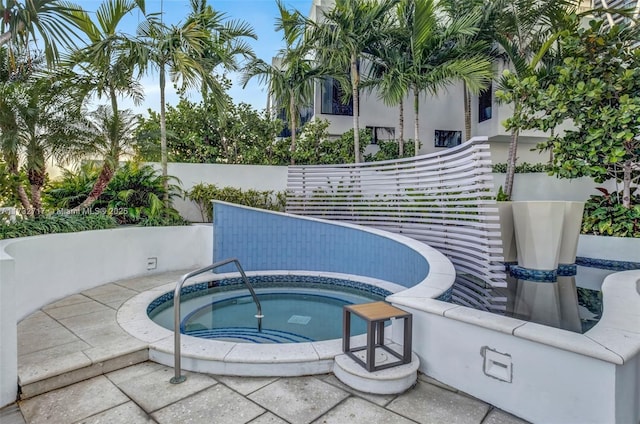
xmin=511 ymin=201 xmax=585 ymax=271
xmin=512 ymin=201 xmax=566 ymax=270
xmin=558 ymin=202 xmax=585 ymax=265
xmin=497 ymin=201 xmax=517 ymax=263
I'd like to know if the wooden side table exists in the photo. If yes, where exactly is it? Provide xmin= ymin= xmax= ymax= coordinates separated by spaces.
xmin=342 ymin=301 xmax=412 ymax=372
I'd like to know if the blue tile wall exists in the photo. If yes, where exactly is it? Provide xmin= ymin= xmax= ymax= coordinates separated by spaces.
xmin=212 ymin=202 xmax=430 ymax=288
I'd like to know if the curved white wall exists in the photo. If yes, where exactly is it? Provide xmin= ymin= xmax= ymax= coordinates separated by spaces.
xmin=0 ymin=225 xmax=213 ymax=407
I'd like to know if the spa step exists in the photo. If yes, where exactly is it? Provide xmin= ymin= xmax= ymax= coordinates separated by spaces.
xmin=184 ymin=327 xmax=314 ymax=343
xmin=333 ymin=344 xmax=420 ymax=395
xmin=19 ymin=347 xmax=148 ymax=400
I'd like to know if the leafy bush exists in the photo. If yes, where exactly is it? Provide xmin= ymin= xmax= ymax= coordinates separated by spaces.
xmin=186 ymin=183 xmax=286 ymax=222
xmin=364 ymin=140 xmax=417 ymax=162
xmin=492 ymin=162 xmax=553 ymax=173
xmin=581 ymin=188 xmax=640 ymax=237
xmin=45 ymin=162 xmax=186 ymax=225
xmin=0 ymin=213 xmax=117 ymax=240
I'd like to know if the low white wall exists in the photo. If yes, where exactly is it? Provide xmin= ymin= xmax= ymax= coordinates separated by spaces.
xmin=492 ymin=173 xmax=618 ymax=202
xmin=578 ymin=235 xmax=640 ymax=262
xmin=151 ymin=163 xmax=289 ymax=222
xmin=0 ymin=225 xmax=213 ymax=407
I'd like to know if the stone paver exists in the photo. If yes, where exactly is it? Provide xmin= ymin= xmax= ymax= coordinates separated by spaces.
xmin=82 ymin=284 xmax=139 ymax=309
xmin=152 ymin=384 xmax=264 ymax=424
xmin=74 ymin=401 xmax=154 ymax=424
xmin=0 ymin=404 xmax=26 ymax=424
xmin=19 ymin=376 xmax=128 ymax=424
xmin=18 ymin=314 xmax=82 ymax=356
xmin=483 ymin=408 xmax=530 ymax=424
xmin=248 ymin=377 xmax=349 ymax=424
xmin=18 ymin=341 xmax=91 ymax=383
xmin=114 ymin=365 xmax=217 ymax=413
xmin=43 ymin=301 xmax=112 ymax=321
xmin=106 ymin=361 xmax=166 ymax=385
xmin=318 ymin=374 xmax=396 ymax=407
xmin=386 ymin=380 xmax=490 ymax=424
xmin=313 ymin=396 xmax=416 ymax=424
xmin=248 ymin=412 xmax=289 ymax=424
xmin=214 ymin=375 xmax=279 ymax=396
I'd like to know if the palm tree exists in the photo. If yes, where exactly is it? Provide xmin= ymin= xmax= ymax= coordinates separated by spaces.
xmin=136 ymin=4 xmax=255 ymax=203
xmin=308 ymin=0 xmax=399 ymax=163
xmin=69 ymin=105 xmax=139 ymax=209
xmin=65 ymin=0 xmax=145 ymax=211
xmin=0 ymin=48 xmax=88 ymax=215
xmin=438 ymin=0 xmax=501 ymax=142
xmin=404 ymin=0 xmax=492 ymax=155
xmin=185 ymin=0 xmax=255 ymax=99
xmin=242 ymin=0 xmax=320 ymax=165
xmin=365 ymin=16 xmax=411 ymax=157
xmin=492 ymin=0 xmax=578 ymax=199
xmin=0 ymin=46 xmax=31 ymax=213
xmin=0 ymin=0 xmax=86 ymax=65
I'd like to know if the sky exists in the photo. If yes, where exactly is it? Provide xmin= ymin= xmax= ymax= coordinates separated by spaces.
xmin=82 ymin=0 xmax=313 ymax=115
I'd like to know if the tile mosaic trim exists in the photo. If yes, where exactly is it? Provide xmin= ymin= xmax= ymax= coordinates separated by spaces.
xmin=508 ymin=266 xmax=557 ymax=283
xmin=505 ymin=263 xmax=578 ymax=282
xmin=147 ymin=274 xmax=393 ymax=316
xmin=576 ymin=256 xmax=640 ymax=271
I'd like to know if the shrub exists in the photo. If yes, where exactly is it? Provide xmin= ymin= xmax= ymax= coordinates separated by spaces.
xmin=581 ymin=188 xmax=640 ymax=237
xmin=0 ymin=213 xmax=117 ymax=240
xmin=364 ymin=140 xmax=417 ymax=162
xmin=45 ymin=162 xmax=186 ymax=225
xmin=492 ymin=162 xmax=552 ymax=173
xmin=186 ymin=183 xmax=286 ymax=222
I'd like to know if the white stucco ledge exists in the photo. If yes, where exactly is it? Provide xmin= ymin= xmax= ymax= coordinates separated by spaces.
xmin=585 ymin=270 xmax=640 ymax=363
xmin=389 ymin=270 xmax=640 ymax=365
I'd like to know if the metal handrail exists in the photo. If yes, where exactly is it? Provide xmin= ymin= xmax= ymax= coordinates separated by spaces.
xmin=170 ymin=258 xmax=263 ymax=384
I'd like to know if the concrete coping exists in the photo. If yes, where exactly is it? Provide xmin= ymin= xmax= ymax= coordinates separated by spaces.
xmin=389 ymin=270 xmax=640 ymax=366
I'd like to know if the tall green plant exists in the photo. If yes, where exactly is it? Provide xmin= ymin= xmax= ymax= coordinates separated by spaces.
xmin=492 ymin=0 xmax=579 ymax=199
xmin=498 ymin=19 xmax=640 ymax=209
xmin=308 ymin=0 xmax=399 ymax=163
xmin=241 ymin=0 xmax=320 ymax=164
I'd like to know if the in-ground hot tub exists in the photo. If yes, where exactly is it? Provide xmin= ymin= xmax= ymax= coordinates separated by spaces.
xmin=147 ymin=275 xmax=392 ymax=343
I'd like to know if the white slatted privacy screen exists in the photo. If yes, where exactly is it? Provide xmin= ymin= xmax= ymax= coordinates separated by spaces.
xmin=286 ymin=137 xmax=507 ymax=311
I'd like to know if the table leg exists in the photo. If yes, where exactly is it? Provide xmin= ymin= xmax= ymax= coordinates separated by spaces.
xmin=343 ymin=308 xmax=351 ymax=353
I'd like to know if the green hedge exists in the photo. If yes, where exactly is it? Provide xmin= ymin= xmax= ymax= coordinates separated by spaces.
xmin=0 ymin=213 xmax=118 ymax=240
xmin=186 ymin=183 xmax=286 ymax=222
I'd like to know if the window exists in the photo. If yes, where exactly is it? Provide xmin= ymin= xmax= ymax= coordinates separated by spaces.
xmin=478 ymin=84 xmax=492 ymax=122
xmin=365 ymin=126 xmax=395 ymax=145
xmin=321 ymin=77 xmax=353 ymax=116
xmin=434 ymin=130 xmax=462 ymax=148
xmin=277 ymin=105 xmax=313 ymax=138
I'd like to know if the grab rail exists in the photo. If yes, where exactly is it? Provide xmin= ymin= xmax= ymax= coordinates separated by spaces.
xmin=170 ymin=258 xmax=263 ymax=384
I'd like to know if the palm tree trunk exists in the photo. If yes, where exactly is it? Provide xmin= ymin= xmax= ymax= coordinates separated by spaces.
xmin=27 ymin=169 xmax=45 ymax=217
xmin=160 ymin=66 xmax=169 ymax=206
xmin=622 ymin=160 xmax=632 ymax=209
xmin=504 ymin=100 xmax=522 ymax=200
xmin=398 ymin=102 xmax=404 ymax=157
xmin=464 ymin=82 xmax=471 ymax=141
xmin=351 ymin=56 xmax=361 ymax=163
xmin=414 ymin=88 xmax=420 ymax=156
xmin=504 ymin=128 xmax=519 ymax=200
xmin=289 ymin=93 xmax=296 ymax=165
xmin=73 ymin=163 xmax=115 ymax=212
xmin=4 ymin=151 xmax=33 ymax=216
